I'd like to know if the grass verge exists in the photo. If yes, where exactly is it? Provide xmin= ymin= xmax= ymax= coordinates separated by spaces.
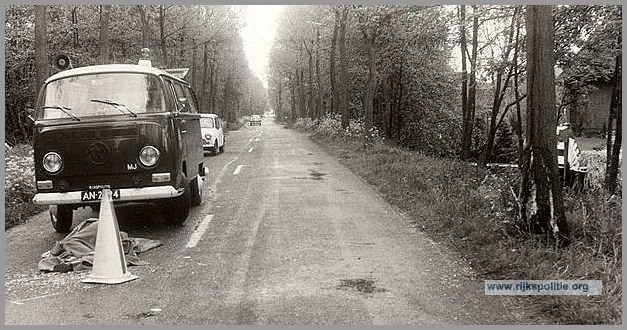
xmin=295 ymin=117 xmax=621 ymax=325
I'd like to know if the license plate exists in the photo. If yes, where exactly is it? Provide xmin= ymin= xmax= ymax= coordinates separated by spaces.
xmin=81 ymin=189 xmax=120 ymax=202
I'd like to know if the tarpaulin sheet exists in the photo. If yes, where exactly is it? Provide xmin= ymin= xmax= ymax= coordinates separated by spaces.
xmin=38 ymin=218 xmax=162 ymax=273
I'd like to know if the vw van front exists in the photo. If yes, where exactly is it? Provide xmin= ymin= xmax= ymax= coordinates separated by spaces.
xmin=32 ymin=64 xmax=205 ymax=232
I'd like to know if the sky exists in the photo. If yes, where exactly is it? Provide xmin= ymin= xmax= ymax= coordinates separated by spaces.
xmin=240 ymin=5 xmax=284 ymax=89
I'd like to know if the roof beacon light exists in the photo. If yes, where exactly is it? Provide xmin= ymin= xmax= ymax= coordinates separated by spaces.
xmin=138 ymin=48 xmax=152 ymax=67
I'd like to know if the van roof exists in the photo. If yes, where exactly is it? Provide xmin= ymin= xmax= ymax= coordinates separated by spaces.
xmin=45 ymin=64 xmax=188 ymax=84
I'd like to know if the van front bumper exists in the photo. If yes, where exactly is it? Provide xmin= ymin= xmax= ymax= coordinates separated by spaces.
xmin=33 ymin=186 xmax=183 ymax=205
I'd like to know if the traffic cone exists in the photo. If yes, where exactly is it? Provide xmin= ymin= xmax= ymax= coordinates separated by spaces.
xmin=82 ymin=189 xmax=138 ymax=284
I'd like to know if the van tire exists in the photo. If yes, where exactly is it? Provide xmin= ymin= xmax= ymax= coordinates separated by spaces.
xmin=213 ymin=140 xmax=220 ymax=156
xmin=190 ymin=175 xmax=203 ymax=206
xmin=219 ymin=140 xmax=225 ymax=153
xmin=163 ymin=183 xmax=191 ymax=225
xmin=50 ymin=205 xmax=73 ymax=233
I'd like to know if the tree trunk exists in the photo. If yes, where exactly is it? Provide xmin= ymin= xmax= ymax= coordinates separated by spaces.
xmin=459 ymin=5 xmax=471 ymax=159
xmin=362 ymin=28 xmax=376 ymax=134
xmin=35 ymin=5 xmax=48 ymax=96
xmin=396 ymin=59 xmax=404 ymax=142
xmin=71 ymin=6 xmax=79 ymax=47
xmin=138 ymin=5 xmax=150 ymax=48
xmin=299 ymin=68 xmax=306 ymax=118
xmin=201 ymin=43 xmax=209 ymax=111
xmin=306 ymin=42 xmax=314 ymax=119
xmin=330 ymin=9 xmax=340 ymax=115
xmin=291 ymin=72 xmax=297 ymax=123
xmin=210 ymin=52 xmax=217 ymax=114
xmin=514 ymin=14 xmax=524 ymax=165
xmin=223 ymin=76 xmax=231 ymax=121
xmin=315 ymin=27 xmax=323 ymax=118
xmin=519 ymin=5 xmax=570 ymax=245
xmin=466 ymin=5 xmax=479 ymax=156
xmin=605 ymin=38 xmax=622 ymax=195
xmin=99 ymin=5 xmax=111 ymax=65
xmin=159 ymin=5 xmax=168 ymax=67
xmin=191 ymin=40 xmax=197 ymax=91
xmin=277 ymin=77 xmax=283 ymax=120
xmin=339 ymin=6 xmax=350 ymax=129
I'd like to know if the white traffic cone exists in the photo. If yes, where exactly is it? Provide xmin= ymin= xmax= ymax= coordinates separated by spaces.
xmin=82 ymin=189 xmax=138 ymax=284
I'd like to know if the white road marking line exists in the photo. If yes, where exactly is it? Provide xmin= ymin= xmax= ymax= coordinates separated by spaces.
xmin=248 ymin=147 xmax=254 ymax=153
xmin=233 ymin=165 xmax=243 ymax=175
xmin=186 ymin=214 xmax=214 ymax=249
xmin=10 ymin=292 xmax=64 ymax=304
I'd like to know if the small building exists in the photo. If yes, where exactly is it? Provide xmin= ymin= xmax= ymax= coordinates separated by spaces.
xmin=567 ymin=78 xmax=615 ymax=137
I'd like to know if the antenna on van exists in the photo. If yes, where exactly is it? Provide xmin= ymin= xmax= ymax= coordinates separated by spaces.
xmin=138 ymin=48 xmax=152 ymax=67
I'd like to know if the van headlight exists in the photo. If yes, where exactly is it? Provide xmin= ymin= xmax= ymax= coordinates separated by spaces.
xmin=43 ymin=151 xmax=63 ymax=174
xmin=204 ymin=133 xmax=212 ymax=141
xmin=139 ymin=146 xmax=160 ymax=167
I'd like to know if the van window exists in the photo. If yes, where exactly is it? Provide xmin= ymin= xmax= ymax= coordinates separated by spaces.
xmin=40 ymin=73 xmax=166 ymax=119
xmin=170 ymin=81 xmax=187 ymax=112
xmin=182 ymin=86 xmax=198 ymax=113
xmin=215 ymin=117 xmax=221 ymax=129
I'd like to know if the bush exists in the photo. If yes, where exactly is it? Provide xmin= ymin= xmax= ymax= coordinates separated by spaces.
xmin=5 ymin=144 xmax=46 ymax=230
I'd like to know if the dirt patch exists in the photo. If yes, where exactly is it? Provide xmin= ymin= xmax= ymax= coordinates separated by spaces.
xmin=309 ymin=169 xmax=327 ymax=180
xmin=336 ymin=278 xmax=387 ymax=294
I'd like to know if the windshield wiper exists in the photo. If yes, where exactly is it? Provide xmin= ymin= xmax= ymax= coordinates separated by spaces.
xmin=42 ymin=105 xmax=81 ymax=121
xmin=90 ymin=99 xmax=137 ymax=117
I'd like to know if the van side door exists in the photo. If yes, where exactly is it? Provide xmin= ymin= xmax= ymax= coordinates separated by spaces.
xmin=165 ymin=78 xmax=202 ymax=181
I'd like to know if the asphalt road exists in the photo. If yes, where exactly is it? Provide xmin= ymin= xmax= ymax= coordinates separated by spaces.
xmin=4 ymin=118 xmax=525 ymax=325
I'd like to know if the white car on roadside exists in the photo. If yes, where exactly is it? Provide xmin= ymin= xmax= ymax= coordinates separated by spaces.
xmin=200 ymin=113 xmax=225 ymax=155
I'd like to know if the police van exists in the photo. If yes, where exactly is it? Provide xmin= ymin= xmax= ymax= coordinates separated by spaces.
xmin=32 ymin=57 xmax=205 ymax=232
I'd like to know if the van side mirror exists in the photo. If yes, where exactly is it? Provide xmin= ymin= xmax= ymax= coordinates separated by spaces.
xmin=25 ymin=107 xmax=36 ymax=123
xmin=178 ymin=97 xmax=189 ymax=112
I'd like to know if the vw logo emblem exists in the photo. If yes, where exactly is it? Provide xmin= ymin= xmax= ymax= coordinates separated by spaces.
xmin=87 ymin=141 xmax=109 ymax=165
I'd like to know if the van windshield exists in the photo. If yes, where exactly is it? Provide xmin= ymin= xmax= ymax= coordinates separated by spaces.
xmin=39 ymin=73 xmax=166 ymax=120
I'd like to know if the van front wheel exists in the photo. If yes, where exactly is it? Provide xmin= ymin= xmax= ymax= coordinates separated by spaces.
xmin=162 ymin=184 xmax=191 ymax=225
xmin=50 ymin=205 xmax=73 ymax=233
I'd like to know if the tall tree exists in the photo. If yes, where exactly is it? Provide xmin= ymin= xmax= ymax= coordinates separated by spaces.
xmin=605 ymin=34 xmax=622 ymax=195
xmin=459 ymin=5 xmax=470 ymax=159
xmin=519 ymin=5 xmax=570 ymax=244
xmin=461 ymin=5 xmax=479 ymax=159
xmin=159 ymin=5 xmax=169 ymax=67
xmin=35 ymin=5 xmax=48 ymax=95
xmin=330 ymin=8 xmax=340 ymax=115
xmin=338 ymin=6 xmax=350 ymax=129
xmin=137 ymin=5 xmax=150 ymax=48
xmin=98 ymin=5 xmax=111 ymax=64
xmin=315 ymin=26 xmax=323 ymax=118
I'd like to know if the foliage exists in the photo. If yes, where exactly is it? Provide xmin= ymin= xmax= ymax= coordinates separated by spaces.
xmin=4 ymin=144 xmax=46 ymax=229
xmin=493 ymin=122 xmax=518 ymax=163
xmin=268 ymin=5 xmax=457 ymax=155
xmin=555 ymin=5 xmax=621 ymax=111
xmin=4 ymin=5 xmax=269 ymax=144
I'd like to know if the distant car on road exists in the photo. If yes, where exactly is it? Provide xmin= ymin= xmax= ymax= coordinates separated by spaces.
xmin=200 ymin=113 xmax=225 ymax=155
xmin=250 ymin=114 xmax=262 ymax=126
